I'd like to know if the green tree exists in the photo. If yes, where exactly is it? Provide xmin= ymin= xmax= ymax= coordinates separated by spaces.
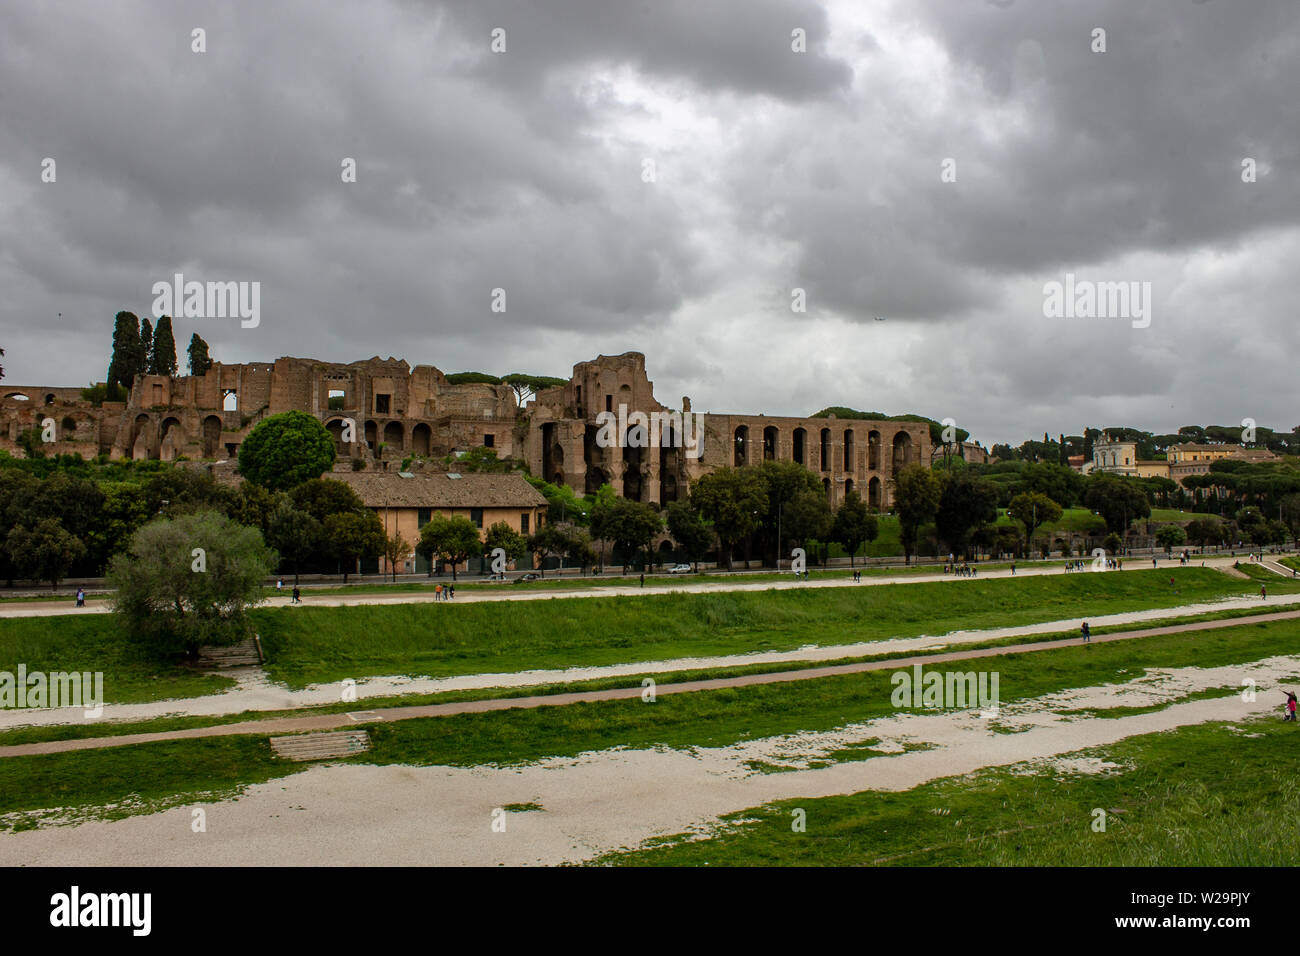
xmin=831 ymin=490 xmax=878 ymax=567
xmin=756 ymin=460 xmax=824 ymax=564
xmin=1083 ymin=475 xmax=1150 ymax=535
xmin=892 ymin=464 xmax=943 ymax=565
xmin=1186 ymin=516 xmax=1226 ymax=551
xmin=140 ymin=317 xmax=154 ymax=374
xmin=1103 ymin=531 xmax=1123 ymax=555
xmin=265 ymin=501 xmax=322 ymax=586
xmin=382 ymin=530 xmax=411 ymax=583
xmin=187 ymin=333 xmax=213 ymax=376
xmin=1007 ymin=492 xmax=1063 ymax=555
xmin=292 ymin=477 xmax=366 ymax=523
xmin=484 ymin=521 xmax=528 ymax=570
xmin=323 ymin=510 xmax=385 ymax=583
xmin=238 ymin=410 xmax=336 ymax=491
xmin=1155 ymin=524 xmax=1187 ymax=554
xmin=783 ymin=488 xmax=833 ymax=563
xmin=935 ymin=473 xmax=998 ymax=559
xmin=150 ymin=315 xmax=178 ymax=377
xmin=6 ymin=518 xmax=86 ymax=589
xmin=590 ymin=497 xmax=663 ymax=572
xmin=106 ymin=510 xmax=276 ymax=660
xmin=416 ymin=513 xmax=482 ymax=581
xmin=666 ymin=500 xmax=714 ymax=571
xmin=690 ymin=467 xmax=767 ymax=570
xmin=107 ymin=311 xmax=144 ymax=390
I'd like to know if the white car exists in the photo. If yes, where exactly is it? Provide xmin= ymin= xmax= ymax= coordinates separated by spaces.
xmin=669 ymin=564 xmax=693 ymax=574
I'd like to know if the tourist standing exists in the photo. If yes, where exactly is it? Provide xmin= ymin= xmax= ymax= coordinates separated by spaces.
xmin=1284 ymin=691 xmax=1297 ymax=722
xmin=292 ymin=586 xmax=301 ymax=604
xmin=1081 ymin=621 xmax=1091 ymax=643
xmin=75 ymin=587 xmax=85 ymax=608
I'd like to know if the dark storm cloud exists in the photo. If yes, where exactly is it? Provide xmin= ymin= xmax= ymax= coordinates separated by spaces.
xmin=0 ymin=0 xmax=1297 ymax=445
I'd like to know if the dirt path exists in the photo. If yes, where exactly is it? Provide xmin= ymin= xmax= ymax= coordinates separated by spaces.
xmin=4 ymin=608 xmax=1297 ymax=759
xmin=2 ymin=650 xmax=1294 ymax=866
xmin=0 ymin=554 xmax=1256 ymax=618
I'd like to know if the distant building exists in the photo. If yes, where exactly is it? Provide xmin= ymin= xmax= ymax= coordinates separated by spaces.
xmin=331 ymin=471 xmax=548 ymax=575
xmin=1092 ymin=438 xmax=1138 ymax=476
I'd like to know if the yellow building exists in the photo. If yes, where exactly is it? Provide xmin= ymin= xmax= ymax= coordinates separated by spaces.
xmin=331 ymin=471 xmax=548 ymax=575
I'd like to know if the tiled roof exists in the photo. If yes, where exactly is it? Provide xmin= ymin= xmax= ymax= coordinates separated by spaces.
xmin=329 ymin=471 xmax=548 ymax=509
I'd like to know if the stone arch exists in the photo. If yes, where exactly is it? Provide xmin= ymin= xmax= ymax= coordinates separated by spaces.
xmin=131 ymin=413 xmax=153 ymax=460
xmin=325 ymin=417 xmax=348 ymax=453
xmin=4 ymin=392 xmax=29 ymax=402
xmin=845 ymin=478 xmax=854 ymax=499
xmin=868 ymin=430 xmax=882 ymax=470
xmin=820 ymin=428 xmax=831 ymax=472
xmin=892 ymin=431 xmax=913 ymax=471
xmin=43 ymin=393 xmax=56 ymax=405
xmin=159 ymin=417 xmax=183 ymax=461
xmin=364 ymin=420 xmax=378 ymax=450
xmin=411 ymin=422 xmax=432 ymax=457
xmin=793 ymin=427 xmax=806 ymax=465
xmin=382 ymin=421 xmax=404 ymax=453
xmin=734 ymin=425 xmax=749 ymax=467
xmin=843 ymin=429 xmax=854 ymax=472
xmin=202 ymin=415 xmax=223 ymax=458
xmin=763 ymin=426 xmax=779 ymax=461
xmin=823 ymin=477 xmax=832 ymax=500
xmin=868 ymin=476 xmax=882 ymax=511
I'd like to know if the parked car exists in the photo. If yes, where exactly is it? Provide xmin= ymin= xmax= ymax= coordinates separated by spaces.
xmin=669 ymin=564 xmax=693 ymax=574
xmin=514 ymin=572 xmax=542 ymax=583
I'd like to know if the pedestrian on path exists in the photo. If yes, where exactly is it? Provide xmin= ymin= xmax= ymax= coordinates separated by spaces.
xmin=1284 ymin=691 xmax=1297 ymax=722
xmin=1081 ymin=621 xmax=1091 ymax=643
xmin=448 ymin=584 xmax=455 ymax=600
xmin=435 ymin=583 xmax=443 ymax=601
xmin=1261 ymin=584 xmax=1267 ymax=600
xmin=75 ymin=587 xmax=85 ymax=608
xmin=640 ymin=573 xmax=645 ymax=588
xmin=276 ymin=579 xmax=283 ymax=595
xmin=291 ymin=586 xmax=301 ymax=604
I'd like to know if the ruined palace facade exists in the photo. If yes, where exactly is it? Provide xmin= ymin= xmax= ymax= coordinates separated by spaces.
xmin=1 ymin=352 xmax=928 ymax=510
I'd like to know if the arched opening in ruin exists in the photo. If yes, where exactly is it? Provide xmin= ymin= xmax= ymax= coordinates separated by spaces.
xmin=5 ymin=393 xmax=29 ymax=402
xmin=364 ymin=420 xmax=377 ymax=450
xmin=823 ymin=477 xmax=832 ymax=501
xmin=660 ymin=424 xmax=680 ymax=505
xmin=734 ymin=425 xmax=749 ymax=467
xmin=820 ymin=428 xmax=831 ymax=471
xmin=325 ymin=417 xmax=347 ymax=453
xmin=543 ymin=423 xmax=561 ymax=484
xmin=222 ymin=390 xmax=238 ymax=412
xmin=132 ymin=414 xmax=152 ymax=459
xmin=763 ymin=426 xmax=778 ymax=461
xmin=793 ymin=428 xmax=806 ymax=465
xmin=892 ymin=431 xmax=913 ymax=471
xmin=623 ymin=426 xmax=645 ymax=501
xmin=843 ymin=429 xmax=854 ymax=471
xmin=411 ymin=422 xmax=432 ymax=457
xmin=383 ymin=421 xmax=404 ymax=453
xmin=868 ymin=430 xmax=881 ymax=470
xmin=868 ymin=476 xmax=882 ymax=511
xmin=43 ymin=393 xmax=56 ymax=405
xmin=203 ymin=415 xmax=222 ymax=458
xmin=845 ymin=478 xmax=855 ymax=499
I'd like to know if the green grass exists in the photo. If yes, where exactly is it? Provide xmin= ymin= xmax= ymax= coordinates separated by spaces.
xmin=1 ymin=614 xmax=1297 ymax=828
xmin=0 ymin=568 xmax=1283 ymax=703
xmin=0 ymin=614 xmax=236 ymax=703
xmin=252 ymin=567 xmax=1291 ymax=688
xmin=600 ymin=718 xmax=1300 ymax=866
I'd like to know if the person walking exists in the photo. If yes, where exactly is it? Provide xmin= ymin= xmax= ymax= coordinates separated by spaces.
xmin=1261 ymin=583 xmax=1267 ymax=600
xmin=75 ymin=587 xmax=85 ymax=608
xmin=1284 ymin=691 xmax=1297 ymax=722
xmin=276 ymin=579 xmax=283 ymax=595
xmin=639 ymin=573 xmax=645 ymax=588
xmin=448 ymin=584 xmax=455 ymax=600
xmin=1011 ymin=562 xmax=1016 ymax=575
xmin=435 ymin=583 xmax=443 ymax=602
xmin=291 ymin=585 xmax=301 ymax=604
xmin=1081 ymin=621 xmax=1091 ymax=643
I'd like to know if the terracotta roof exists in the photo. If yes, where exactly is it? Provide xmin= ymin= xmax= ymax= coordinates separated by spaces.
xmin=330 ymin=471 xmax=548 ymax=509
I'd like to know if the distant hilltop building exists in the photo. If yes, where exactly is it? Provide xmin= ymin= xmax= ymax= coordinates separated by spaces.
xmin=1 ymin=351 xmax=930 ymax=510
xmin=1088 ymin=436 xmax=1277 ymax=483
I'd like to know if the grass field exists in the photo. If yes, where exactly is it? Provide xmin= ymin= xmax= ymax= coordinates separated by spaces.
xmin=601 ymin=717 xmax=1300 ymax=866
xmin=2 ymin=613 xmax=1297 ymax=832
xmin=0 ymin=568 xmax=1288 ymax=703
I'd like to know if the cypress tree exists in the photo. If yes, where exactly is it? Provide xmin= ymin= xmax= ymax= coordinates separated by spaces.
xmin=140 ymin=318 xmax=154 ymax=375
xmin=107 ymin=311 xmax=143 ymax=390
xmin=187 ymin=333 xmax=213 ymax=376
xmin=151 ymin=316 xmax=178 ymax=376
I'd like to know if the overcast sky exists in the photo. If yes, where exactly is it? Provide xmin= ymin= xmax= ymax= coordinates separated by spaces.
xmin=2 ymin=0 xmax=1297 ymax=447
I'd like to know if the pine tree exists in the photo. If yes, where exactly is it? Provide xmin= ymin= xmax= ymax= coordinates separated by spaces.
xmin=107 ymin=311 xmax=143 ymax=390
xmin=140 ymin=318 xmax=154 ymax=375
xmin=151 ymin=316 xmax=178 ymax=377
xmin=187 ymin=333 xmax=213 ymax=376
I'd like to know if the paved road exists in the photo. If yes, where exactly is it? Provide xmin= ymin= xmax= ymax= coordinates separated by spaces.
xmin=0 ymin=553 xmax=1278 ymax=618
xmin=5 ymin=607 xmax=1296 ymax=759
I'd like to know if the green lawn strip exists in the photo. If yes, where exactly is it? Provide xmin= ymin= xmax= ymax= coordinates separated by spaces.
xmin=598 ymin=717 xmax=1300 ymax=867
xmin=0 ymin=735 xmax=302 ymax=832
xmin=0 ymin=614 xmax=236 ymax=703
xmin=1054 ymin=685 xmax=1242 ymax=719
xmin=1 ymin=617 xmax=1295 ymax=823
xmin=254 ymin=568 xmax=1275 ymax=689
xmin=1 ymin=601 xmax=1292 ymax=748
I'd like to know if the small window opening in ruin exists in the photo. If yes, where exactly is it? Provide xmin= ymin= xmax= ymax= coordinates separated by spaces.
xmin=376 ymin=393 xmax=391 ymax=414
xmin=605 ymin=394 xmax=613 ymax=412
xmin=484 ymin=434 xmax=495 ymax=448
xmin=222 ymin=390 xmax=237 ymax=412
xmin=328 ymin=389 xmax=346 ymax=410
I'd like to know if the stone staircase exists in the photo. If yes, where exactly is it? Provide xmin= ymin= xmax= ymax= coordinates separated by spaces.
xmin=270 ymin=730 xmax=372 ymax=762
xmin=194 ymin=636 xmax=264 ymax=669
